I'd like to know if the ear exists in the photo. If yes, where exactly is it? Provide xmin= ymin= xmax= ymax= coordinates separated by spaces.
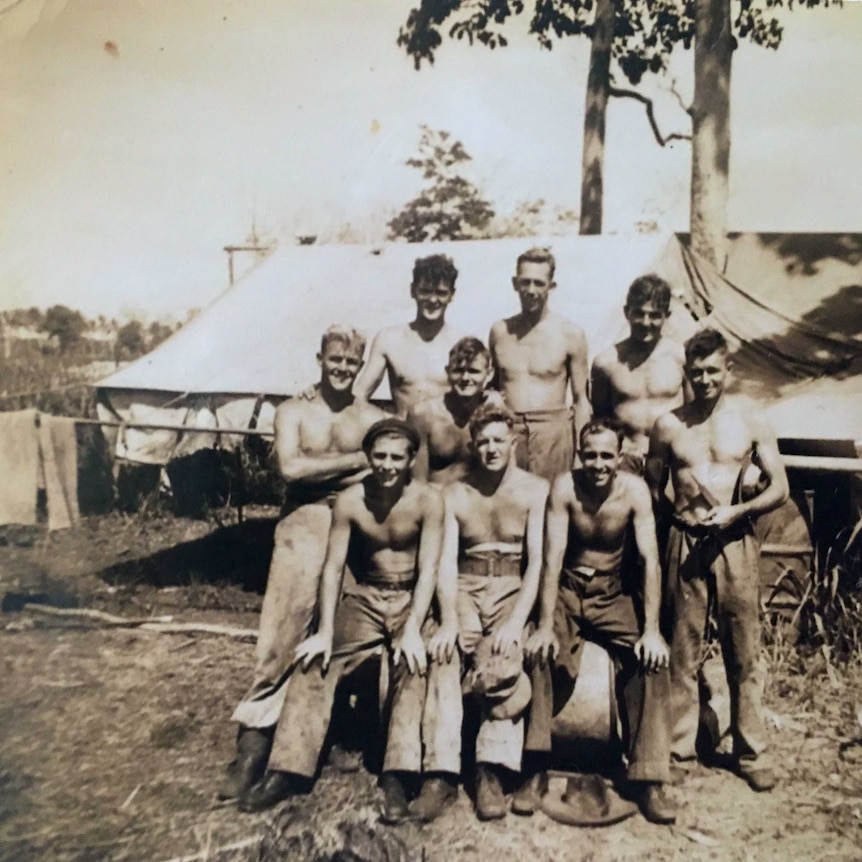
xmin=511 ymin=276 xmax=519 ymax=291
xmin=316 ymin=352 xmax=323 ymax=368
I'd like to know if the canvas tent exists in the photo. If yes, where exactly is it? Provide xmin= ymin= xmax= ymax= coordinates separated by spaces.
xmin=96 ymin=232 xmax=862 ymax=464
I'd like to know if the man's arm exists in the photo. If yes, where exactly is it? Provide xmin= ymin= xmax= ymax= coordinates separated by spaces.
xmin=352 ymin=330 xmax=388 ymax=402
xmin=567 ymin=325 xmax=591 ymax=436
xmin=645 ymin=416 xmax=672 ymax=506
xmin=525 ymin=475 xmax=570 ymax=663
xmin=701 ymin=411 xmax=790 ymax=529
xmin=407 ymin=406 xmax=431 ymax=483
xmin=589 ymin=357 xmax=614 ymax=420
xmin=493 ymin=479 xmax=550 ymax=654
xmin=394 ymin=486 xmax=445 ymax=675
xmin=274 ymin=403 xmax=367 ymax=484
xmin=294 ymin=493 xmax=353 ymax=670
xmin=487 ymin=323 xmax=503 ymax=393
xmin=629 ymin=477 xmax=669 ymax=672
xmin=427 ymin=488 xmax=461 ymax=663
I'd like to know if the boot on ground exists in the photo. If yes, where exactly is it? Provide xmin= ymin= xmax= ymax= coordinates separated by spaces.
xmin=635 ymin=782 xmax=678 ymax=825
xmin=217 ymin=727 xmax=271 ymax=801
xmin=511 ymin=769 xmax=548 ymax=816
xmin=475 ymin=765 xmax=507 ymax=821
xmin=238 ymin=770 xmax=297 ymax=813
xmin=407 ymin=774 xmax=458 ymax=822
xmin=379 ymin=772 xmax=410 ymax=824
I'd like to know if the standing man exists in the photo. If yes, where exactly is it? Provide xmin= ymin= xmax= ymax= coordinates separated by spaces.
xmin=415 ymin=403 xmax=549 ymax=822
xmin=647 ymin=328 xmax=789 ymax=792
xmin=354 ymin=254 xmax=466 ymax=416
xmin=489 ymin=247 xmax=590 ymax=482
xmin=239 ymin=419 xmax=452 ymax=820
xmin=407 ymin=336 xmax=495 ymax=486
xmin=590 ymin=274 xmax=686 ymax=472
xmin=527 ymin=420 xmax=677 ymax=824
xmin=218 ymin=325 xmax=386 ymax=800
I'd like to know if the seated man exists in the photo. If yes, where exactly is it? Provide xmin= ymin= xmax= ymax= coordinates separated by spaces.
xmin=408 ymin=336 xmax=496 ymax=486
xmin=527 ymin=420 xmax=677 ymax=825
xmin=239 ymin=418 xmax=449 ymax=820
xmin=219 ymin=325 xmax=385 ymax=800
xmin=418 ymin=403 xmax=549 ymax=822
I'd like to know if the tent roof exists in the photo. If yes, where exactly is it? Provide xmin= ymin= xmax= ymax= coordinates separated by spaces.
xmin=97 ymin=234 xmax=685 ymax=399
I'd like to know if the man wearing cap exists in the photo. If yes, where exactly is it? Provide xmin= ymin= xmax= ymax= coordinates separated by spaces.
xmin=412 ymin=402 xmax=548 ymax=822
xmin=527 ymin=419 xmax=677 ymax=825
xmin=489 ymin=247 xmax=590 ymax=482
xmin=408 ymin=336 xmax=497 ymax=486
xmin=218 ymin=325 xmax=386 ymax=801
xmin=238 ymin=418 xmax=452 ymax=820
xmin=354 ymin=254 xmax=467 ymax=416
xmin=590 ymin=274 xmax=686 ymax=473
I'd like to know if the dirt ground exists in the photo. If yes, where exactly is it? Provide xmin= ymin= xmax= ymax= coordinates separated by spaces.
xmin=1 ymin=512 xmax=861 ymax=862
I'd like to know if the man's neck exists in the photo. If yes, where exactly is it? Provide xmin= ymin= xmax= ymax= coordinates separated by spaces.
xmin=410 ymin=316 xmax=446 ymax=342
xmin=577 ymin=471 xmax=616 ymax=507
xmin=318 ymin=382 xmax=355 ymax=412
xmin=688 ymin=391 xmax=725 ymax=423
xmin=472 ymin=456 xmax=516 ymax=496
xmin=622 ymin=335 xmax=660 ymax=365
xmin=444 ymin=390 xmax=485 ymax=426
xmin=366 ymin=477 xmax=406 ymax=516
xmin=516 ymin=303 xmax=549 ymax=332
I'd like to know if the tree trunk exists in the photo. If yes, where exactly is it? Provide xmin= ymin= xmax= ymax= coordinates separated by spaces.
xmin=690 ymin=0 xmax=733 ymax=268
xmin=579 ymin=0 xmax=615 ymax=235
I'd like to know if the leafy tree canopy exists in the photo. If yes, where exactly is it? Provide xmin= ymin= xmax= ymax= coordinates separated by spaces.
xmin=387 ymin=126 xmax=495 ymax=242
xmin=41 ymin=305 xmax=86 ymax=352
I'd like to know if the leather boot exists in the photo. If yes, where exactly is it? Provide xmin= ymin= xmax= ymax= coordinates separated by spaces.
xmin=635 ymin=782 xmax=678 ymax=825
xmin=475 ymin=765 xmax=507 ymax=821
xmin=407 ymin=775 xmax=458 ymax=822
xmin=217 ymin=727 xmax=271 ymax=800
xmin=379 ymin=772 xmax=410 ymax=824
xmin=238 ymin=770 xmax=297 ymax=813
xmin=511 ymin=769 xmax=548 ymax=816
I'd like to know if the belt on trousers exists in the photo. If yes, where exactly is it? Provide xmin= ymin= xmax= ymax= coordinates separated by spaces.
xmin=561 ymin=564 xmax=621 ymax=586
xmin=512 ymin=407 xmax=574 ymax=425
xmin=361 ymin=573 xmax=417 ymax=591
xmin=460 ymin=555 xmax=523 ymax=577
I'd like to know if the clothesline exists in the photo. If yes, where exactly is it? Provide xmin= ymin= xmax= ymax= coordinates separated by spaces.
xmin=72 ymin=416 xmax=275 ymax=437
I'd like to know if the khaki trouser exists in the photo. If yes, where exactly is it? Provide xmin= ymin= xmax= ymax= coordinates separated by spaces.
xmin=527 ymin=567 xmax=672 ymax=783
xmin=232 ymin=503 xmax=332 ymax=729
xmin=665 ymin=523 xmax=768 ymax=770
xmin=269 ymin=582 xmax=453 ymax=777
xmin=512 ymin=408 xmax=575 ymax=482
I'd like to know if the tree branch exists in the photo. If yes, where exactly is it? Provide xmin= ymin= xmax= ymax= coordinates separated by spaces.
xmin=669 ymin=78 xmax=693 ymax=116
xmin=608 ymin=87 xmax=692 ymax=147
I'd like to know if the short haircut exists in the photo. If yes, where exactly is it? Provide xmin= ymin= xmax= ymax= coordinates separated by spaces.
xmin=625 ymin=274 xmax=672 ymax=314
xmin=684 ymin=327 xmax=728 ymax=364
xmin=448 ymin=336 xmax=490 ymax=369
xmin=469 ymin=402 xmax=515 ymax=440
xmin=412 ymin=254 xmax=458 ymax=290
xmin=516 ymin=246 xmax=556 ymax=280
xmin=320 ymin=324 xmax=366 ymax=357
xmin=579 ymin=418 xmax=625 ymax=451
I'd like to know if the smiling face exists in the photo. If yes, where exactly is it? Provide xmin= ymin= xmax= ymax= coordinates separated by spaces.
xmin=579 ymin=429 xmax=621 ymax=490
xmin=367 ymin=433 xmax=415 ymax=489
xmin=625 ymin=299 xmax=669 ymax=346
xmin=685 ymin=349 xmax=731 ymax=404
xmin=411 ymin=277 xmax=455 ymax=323
xmin=471 ymin=420 xmax=514 ymax=473
xmin=512 ymin=260 xmax=554 ymax=315
xmin=446 ymin=352 xmax=492 ymax=399
xmin=317 ymin=339 xmax=364 ymax=392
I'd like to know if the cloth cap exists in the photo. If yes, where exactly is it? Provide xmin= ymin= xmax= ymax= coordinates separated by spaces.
xmin=361 ymin=417 xmax=420 ymax=455
xmin=469 ymin=637 xmax=532 ymax=721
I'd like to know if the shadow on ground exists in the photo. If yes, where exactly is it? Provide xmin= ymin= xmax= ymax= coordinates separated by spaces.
xmin=97 ymin=517 xmax=277 ymax=593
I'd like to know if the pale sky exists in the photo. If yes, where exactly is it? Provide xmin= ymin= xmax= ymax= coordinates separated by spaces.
xmin=1 ymin=0 xmax=860 ymax=319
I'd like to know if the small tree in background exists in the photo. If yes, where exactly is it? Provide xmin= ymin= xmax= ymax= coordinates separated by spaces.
xmin=41 ymin=305 xmax=85 ymax=352
xmin=115 ymin=320 xmax=147 ymax=361
xmin=387 ymin=126 xmax=495 ymax=242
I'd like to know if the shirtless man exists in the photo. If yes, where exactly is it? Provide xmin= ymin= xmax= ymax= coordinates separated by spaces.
xmin=413 ymin=403 xmax=548 ymax=822
xmin=591 ymin=275 xmax=686 ymax=471
xmin=354 ymin=254 xmax=466 ymax=416
xmin=527 ymin=419 xmax=677 ymax=825
xmin=218 ymin=326 xmax=386 ymax=800
xmin=239 ymin=418 xmax=449 ymax=820
xmin=408 ymin=336 xmax=495 ymax=486
xmin=489 ymin=247 xmax=590 ymax=481
xmin=647 ymin=328 xmax=789 ymax=792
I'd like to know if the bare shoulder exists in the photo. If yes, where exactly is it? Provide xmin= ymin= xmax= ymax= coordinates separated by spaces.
xmin=356 ymin=399 xmax=388 ymax=425
xmin=489 ymin=318 xmax=507 ymax=340
xmin=275 ymin=395 xmax=315 ymax=427
xmin=553 ymin=313 xmax=587 ymax=349
xmin=513 ymin=467 xmax=550 ymax=500
xmin=333 ymin=482 xmax=363 ymax=517
xmin=550 ymin=469 xmax=575 ymax=503
xmin=413 ymin=479 xmax=444 ymax=512
xmin=660 ymin=336 xmax=686 ymax=363
xmin=652 ymin=406 xmax=684 ymax=439
xmin=616 ymin=470 xmax=652 ymax=505
xmin=591 ymin=343 xmax=618 ymax=372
